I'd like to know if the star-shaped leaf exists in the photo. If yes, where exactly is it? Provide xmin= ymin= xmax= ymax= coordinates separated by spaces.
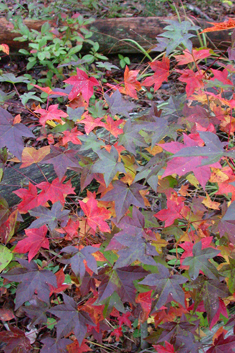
xmin=2 ymin=259 xmax=57 ymax=309
xmin=104 ymin=89 xmax=135 ymax=118
xmin=92 ymin=146 xmax=126 ymax=186
xmin=182 ymin=241 xmax=220 ymax=280
xmin=40 ymin=146 xmax=79 ymax=180
xmin=64 ymin=68 xmax=99 ymax=102
xmin=49 ymin=294 xmax=95 ymax=345
xmin=60 ymin=245 xmax=98 ymax=279
xmin=0 ymin=325 xmax=31 ymax=353
xmin=140 ymin=264 xmax=187 ymax=310
xmin=40 ymin=337 xmax=72 ymax=353
xmin=206 ymin=332 xmax=235 ymax=353
xmin=118 ymin=119 xmax=147 ymax=155
xmin=0 ymin=107 xmax=35 ymax=160
xmin=112 ymin=232 xmax=158 ymax=269
xmin=29 ymin=201 xmax=70 ymax=230
xmin=79 ymin=195 xmax=111 ymax=233
xmin=101 ymin=180 xmax=146 ymax=222
xmin=13 ymin=225 xmax=49 ymax=262
xmin=96 ymin=265 xmax=148 ymax=304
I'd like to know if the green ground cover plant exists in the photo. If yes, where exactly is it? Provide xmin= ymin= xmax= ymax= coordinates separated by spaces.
xmin=0 ymin=12 xmax=235 ymax=353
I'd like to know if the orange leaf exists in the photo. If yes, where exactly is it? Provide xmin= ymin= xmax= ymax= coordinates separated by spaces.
xmin=121 ymin=66 xmax=142 ymax=99
xmin=20 ymin=146 xmax=50 ymax=168
xmin=0 ymin=44 xmax=9 ymax=55
xmin=201 ymin=18 xmax=235 ymax=33
xmin=202 ymin=193 xmax=220 ymax=210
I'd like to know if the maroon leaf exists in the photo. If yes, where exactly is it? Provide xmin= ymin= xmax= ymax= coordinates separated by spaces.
xmin=0 ymin=325 xmax=31 ymax=353
xmin=206 ymin=332 xmax=235 ymax=353
xmin=49 ymin=294 xmax=95 ymax=345
xmin=40 ymin=146 xmax=79 ymax=181
xmin=29 ymin=201 xmax=70 ymax=230
xmin=101 ymin=180 xmax=146 ymax=222
xmin=59 ymin=245 xmax=98 ymax=279
xmin=2 ymin=259 xmax=57 ymax=309
xmin=0 ymin=107 xmax=35 ymax=160
xmin=104 ymin=89 xmax=135 ymax=118
xmin=40 ymin=337 xmax=72 ymax=353
xmin=140 ymin=264 xmax=187 ymax=310
xmin=96 ymin=265 xmax=148 ymax=304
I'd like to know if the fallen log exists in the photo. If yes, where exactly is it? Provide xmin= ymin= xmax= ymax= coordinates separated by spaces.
xmin=0 ymin=16 xmax=232 ymax=54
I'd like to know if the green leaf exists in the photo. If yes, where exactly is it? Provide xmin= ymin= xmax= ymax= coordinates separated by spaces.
xmin=0 ymin=73 xmax=30 ymax=84
xmin=20 ymin=92 xmax=43 ymax=106
xmin=92 ymin=146 xmax=126 ymax=186
xmin=182 ymin=241 xmax=220 ymax=280
xmin=0 ymin=245 xmax=12 ymax=272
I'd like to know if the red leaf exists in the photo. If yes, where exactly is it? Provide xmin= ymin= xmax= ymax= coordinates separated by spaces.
xmin=0 ymin=325 xmax=31 ymax=353
xmin=121 ymin=66 xmax=142 ymax=99
xmin=13 ymin=225 xmax=49 ymax=262
xmin=201 ymin=18 xmax=235 ymax=33
xmin=206 ymin=331 xmax=235 ymax=352
xmin=176 ymin=69 xmax=205 ymax=97
xmin=33 ymin=84 xmax=68 ymax=96
xmin=143 ymin=56 xmax=170 ymax=91
xmin=175 ymin=49 xmax=211 ymax=65
xmin=36 ymin=177 xmax=75 ymax=206
xmin=49 ymin=268 xmax=69 ymax=296
xmin=79 ymin=194 xmax=111 ymax=233
xmin=64 ymin=68 xmax=100 ymax=102
xmin=79 ymin=112 xmax=105 ymax=134
xmin=67 ymin=339 xmax=92 ymax=353
xmin=154 ymin=194 xmax=189 ymax=227
xmin=153 ymin=342 xmax=175 ymax=352
xmin=61 ymin=127 xmax=83 ymax=145
xmin=35 ymin=104 xmax=68 ymax=126
xmin=14 ymin=182 xmax=42 ymax=213
xmin=102 ymin=115 xmax=124 ymax=138
xmin=118 ymin=311 xmax=132 ymax=328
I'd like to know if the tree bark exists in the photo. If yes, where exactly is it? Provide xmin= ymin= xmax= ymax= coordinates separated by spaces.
xmin=0 ymin=16 xmax=232 ymax=54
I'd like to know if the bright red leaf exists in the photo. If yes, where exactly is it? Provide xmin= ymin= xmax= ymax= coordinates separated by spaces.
xmin=35 ymin=104 xmax=68 ymax=126
xmin=64 ymin=68 xmax=100 ymax=102
xmin=79 ymin=193 xmax=111 ymax=233
xmin=13 ymin=225 xmax=49 ymax=262
xmin=142 ymin=56 xmax=170 ymax=91
xmin=36 ymin=177 xmax=75 ymax=206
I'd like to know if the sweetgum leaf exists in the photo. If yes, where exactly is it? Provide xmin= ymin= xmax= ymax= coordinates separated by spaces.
xmin=206 ymin=332 xmax=235 ymax=353
xmin=0 ymin=325 xmax=31 ymax=353
xmin=29 ymin=201 xmax=70 ymax=230
xmin=92 ymin=146 xmax=126 ymax=186
xmin=60 ymin=245 xmax=98 ymax=279
xmin=101 ymin=180 xmax=146 ymax=222
xmin=110 ymin=232 xmax=158 ymax=269
xmin=140 ymin=264 xmax=187 ymax=310
xmin=118 ymin=119 xmax=147 ymax=155
xmin=96 ymin=265 xmax=147 ymax=304
xmin=40 ymin=146 xmax=79 ymax=181
xmin=182 ymin=241 xmax=220 ymax=280
xmin=49 ymin=294 xmax=95 ymax=345
xmin=154 ymin=20 xmax=200 ymax=56
xmin=104 ymin=89 xmax=135 ymax=118
xmin=0 ymin=107 xmax=35 ymax=160
xmin=2 ymin=259 xmax=57 ymax=309
xmin=0 ymin=73 xmax=30 ymax=84
xmin=157 ymin=314 xmax=199 ymax=345
xmin=79 ymin=133 xmax=105 ymax=152
xmin=24 ymin=298 xmax=49 ymax=325
xmin=172 ymin=132 xmax=227 ymax=165
xmin=40 ymin=337 xmax=72 ymax=353
xmin=200 ymin=279 xmax=229 ymax=327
